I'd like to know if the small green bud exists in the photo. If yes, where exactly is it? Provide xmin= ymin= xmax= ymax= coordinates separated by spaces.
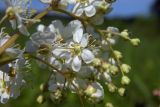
xmin=37 ymin=95 xmax=44 ymax=104
xmin=121 ymin=64 xmax=131 ymax=73
xmin=118 ymin=87 xmax=125 ymax=96
xmin=109 ymin=65 xmax=118 ymax=75
xmin=107 ymin=83 xmax=116 ymax=93
xmin=105 ymin=102 xmax=114 ymax=107
xmin=92 ymin=58 xmax=101 ymax=67
xmin=120 ymin=30 xmax=129 ymax=40
xmin=130 ymin=38 xmax=140 ymax=46
xmin=102 ymin=62 xmax=110 ymax=70
xmin=40 ymin=83 xmax=45 ymax=91
xmin=121 ymin=76 xmax=130 ymax=85
xmin=113 ymin=50 xmax=122 ymax=59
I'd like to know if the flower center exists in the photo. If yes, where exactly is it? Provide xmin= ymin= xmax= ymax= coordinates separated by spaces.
xmin=6 ymin=7 xmax=16 ymax=20
xmin=72 ymin=44 xmax=82 ymax=56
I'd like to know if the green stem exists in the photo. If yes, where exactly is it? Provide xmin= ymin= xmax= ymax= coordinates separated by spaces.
xmin=71 ymin=82 xmax=85 ymax=107
xmin=0 ymin=15 xmax=8 ymax=25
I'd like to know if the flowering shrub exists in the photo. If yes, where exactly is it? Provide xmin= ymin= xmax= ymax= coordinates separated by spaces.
xmin=0 ymin=0 xmax=140 ymax=106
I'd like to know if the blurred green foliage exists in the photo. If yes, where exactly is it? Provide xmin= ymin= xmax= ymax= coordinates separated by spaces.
xmin=0 ymin=16 xmax=160 ymax=107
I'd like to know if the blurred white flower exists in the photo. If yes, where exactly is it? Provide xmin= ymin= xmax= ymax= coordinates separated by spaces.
xmin=4 ymin=0 xmax=36 ymax=35
xmin=0 ymin=57 xmax=26 ymax=103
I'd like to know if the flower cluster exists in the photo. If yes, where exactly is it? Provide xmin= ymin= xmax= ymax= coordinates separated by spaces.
xmin=0 ymin=0 xmax=140 ymax=106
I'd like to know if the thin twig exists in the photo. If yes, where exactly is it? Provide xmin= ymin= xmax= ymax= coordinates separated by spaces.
xmin=71 ymin=82 xmax=85 ymax=107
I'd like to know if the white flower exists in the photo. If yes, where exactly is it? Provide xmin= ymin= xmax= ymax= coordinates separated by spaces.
xmin=40 ymin=0 xmax=75 ymax=9
xmin=72 ymin=0 xmax=96 ymax=17
xmin=49 ymin=20 xmax=82 ymax=42
xmin=68 ymin=28 xmax=94 ymax=72
xmin=72 ymin=0 xmax=111 ymax=17
xmin=26 ymin=24 xmax=56 ymax=54
xmin=0 ymin=55 xmax=26 ymax=103
xmin=4 ymin=0 xmax=36 ymax=35
xmin=91 ymin=82 xmax=104 ymax=102
xmin=85 ymin=82 xmax=104 ymax=102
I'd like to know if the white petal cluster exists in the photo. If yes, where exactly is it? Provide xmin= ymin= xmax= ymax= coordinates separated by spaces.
xmin=0 ymin=56 xmax=26 ymax=104
xmin=4 ymin=0 xmax=36 ymax=35
xmin=0 ymin=30 xmax=29 ymax=103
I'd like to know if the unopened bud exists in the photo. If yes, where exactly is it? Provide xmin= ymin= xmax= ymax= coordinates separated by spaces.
xmin=113 ymin=50 xmax=122 ymax=59
xmin=92 ymin=58 xmax=101 ymax=67
xmin=121 ymin=76 xmax=130 ymax=85
xmin=121 ymin=64 xmax=131 ymax=73
xmin=118 ymin=87 xmax=125 ymax=96
xmin=40 ymin=83 xmax=45 ymax=91
xmin=130 ymin=38 xmax=140 ymax=46
xmin=105 ymin=102 xmax=114 ymax=107
xmin=120 ymin=30 xmax=129 ymax=40
xmin=107 ymin=83 xmax=116 ymax=93
xmin=109 ymin=65 xmax=118 ymax=75
xmin=37 ymin=95 xmax=44 ymax=104
xmin=102 ymin=62 xmax=110 ymax=70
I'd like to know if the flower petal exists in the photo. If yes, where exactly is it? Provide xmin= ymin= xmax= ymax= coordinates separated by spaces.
xmin=9 ymin=20 xmax=16 ymax=30
xmin=73 ymin=28 xmax=83 ymax=43
xmin=0 ymin=92 xmax=10 ymax=104
xmin=81 ymin=49 xmax=94 ymax=64
xmin=85 ymin=5 xmax=96 ymax=17
xmin=72 ymin=56 xmax=81 ymax=72
xmin=37 ymin=24 xmax=45 ymax=32
xmin=18 ymin=24 xmax=30 ymax=36
xmin=40 ymin=0 xmax=52 ymax=3
xmin=80 ymin=33 xmax=89 ymax=47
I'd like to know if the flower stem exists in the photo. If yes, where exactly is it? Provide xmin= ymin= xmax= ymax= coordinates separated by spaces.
xmin=0 ymin=15 xmax=8 ymax=25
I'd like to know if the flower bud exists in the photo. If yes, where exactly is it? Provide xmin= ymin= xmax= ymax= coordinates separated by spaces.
xmin=121 ymin=64 xmax=131 ymax=73
xmin=118 ymin=88 xmax=125 ymax=96
xmin=40 ymin=83 xmax=45 ymax=92
xmin=36 ymin=95 xmax=44 ymax=104
xmin=92 ymin=58 xmax=101 ymax=67
xmin=107 ymin=83 xmax=116 ymax=93
xmin=109 ymin=65 xmax=118 ymax=75
xmin=120 ymin=30 xmax=129 ymax=40
xmin=130 ymin=38 xmax=140 ymax=46
xmin=102 ymin=62 xmax=110 ymax=70
xmin=105 ymin=102 xmax=114 ymax=107
xmin=121 ymin=76 xmax=130 ymax=85
xmin=113 ymin=50 xmax=122 ymax=59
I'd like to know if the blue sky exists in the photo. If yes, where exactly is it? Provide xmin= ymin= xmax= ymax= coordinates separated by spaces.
xmin=0 ymin=0 xmax=154 ymax=17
